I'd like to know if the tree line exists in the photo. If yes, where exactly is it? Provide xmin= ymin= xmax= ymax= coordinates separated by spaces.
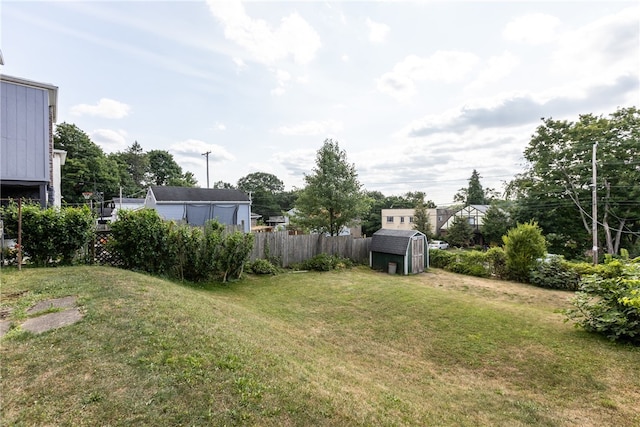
xmin=55 ymin=106 xmax=639 ymax=259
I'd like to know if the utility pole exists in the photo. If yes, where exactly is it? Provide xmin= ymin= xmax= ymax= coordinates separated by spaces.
xmin=202 ymin=151 xmax=211 ymax=188
xmin=592 ymin=142 xmax=598 ymax=265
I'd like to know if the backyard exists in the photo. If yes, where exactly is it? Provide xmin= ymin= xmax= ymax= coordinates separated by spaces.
xmin=1 ymin=266 xmax=638 ymax=426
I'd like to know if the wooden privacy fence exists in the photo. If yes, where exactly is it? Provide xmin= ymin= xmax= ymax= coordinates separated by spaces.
xmin=250 ymin=231 xmax=372 ymax=267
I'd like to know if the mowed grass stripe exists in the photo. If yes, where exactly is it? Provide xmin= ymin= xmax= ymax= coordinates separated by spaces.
xmin=1 ymin=266 xmax=638 ymax=426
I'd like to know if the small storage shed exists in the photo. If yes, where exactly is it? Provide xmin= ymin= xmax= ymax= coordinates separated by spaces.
xmin=370 ymin=229 xmax=428 ymax=275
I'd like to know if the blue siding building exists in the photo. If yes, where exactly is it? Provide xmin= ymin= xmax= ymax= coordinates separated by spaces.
xmin=1 ymin=74 xmax=61 ymax=206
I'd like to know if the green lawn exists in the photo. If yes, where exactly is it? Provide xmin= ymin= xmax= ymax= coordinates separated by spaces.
xmin=1 ymin=266 xmax=638 ymax=426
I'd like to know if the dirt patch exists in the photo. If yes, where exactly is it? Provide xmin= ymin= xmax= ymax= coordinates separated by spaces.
xmin=418 ymin=269 xmax=574 ymax=310
xmin=0 ymin=295 xmax=83 ymax=338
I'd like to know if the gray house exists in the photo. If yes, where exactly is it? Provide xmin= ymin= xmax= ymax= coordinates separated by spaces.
xmin=370 ymin=229 xmax=428 ymax=275
xmin=1 ymin=74 xmax=63 ymax=207
xmin=144 ymin=186 xmax=252 ymax=232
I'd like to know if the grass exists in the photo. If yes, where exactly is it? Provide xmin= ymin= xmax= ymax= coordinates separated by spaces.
xmin=1 ymin=265 xmax=639 ymax=426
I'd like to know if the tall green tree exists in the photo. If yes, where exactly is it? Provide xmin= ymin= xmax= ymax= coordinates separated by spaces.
xmin=454 ymin=169 xmax=491 ymax=205
xmin=481 ymin=204 xmax=513 ymax=246
xmin=508 ymin=107 xmax=640 ymax=256
xmin=293 ymin=139 xmax=370 ymax=236
xmin=147 ymin=150 xmax=195 ymax=187
xmin=237 ymin=172 xmax=285 ymax=218
xmin=53 ymin=123 xmax=120 ymax=204
xmin=413 ymin=201 xmax=432 ymax=237
xmin=447 ymin=215 xmax=475 ymax=248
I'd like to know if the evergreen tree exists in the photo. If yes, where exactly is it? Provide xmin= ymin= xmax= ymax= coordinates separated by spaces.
xmin=447 ymin=215 xmax=475 ymax=247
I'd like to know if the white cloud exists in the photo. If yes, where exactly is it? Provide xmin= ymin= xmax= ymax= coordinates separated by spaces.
xmin=214 ymin=122 xmax=226 ymax=131
xmin=366 ymin=17 xmax=389 ymax=43
xmin=503 ymin=13 xmax=561 ymax=45
xmin=206 ymin=0 xmax=321 ymax=65
xmin=341 ymin=54 xmax=349 ymax=62
xmin=467 ymin=51 xmax=520 ymax=90
xmin=70 ymin=98 xmax=131 ymax=119
xmin=377 ymin=51 xmax=480 ymax=101
xmin=90 ymin=128 xmax=128 ymax=153
xmin=551 ymin=6 xmax=640 ymax=82
xmin=274 ymin=119 xmax=343 ymax=136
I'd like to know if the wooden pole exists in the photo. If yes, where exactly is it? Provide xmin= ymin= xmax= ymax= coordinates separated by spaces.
xmin=17 ymin=198 xmax=22 ymax=271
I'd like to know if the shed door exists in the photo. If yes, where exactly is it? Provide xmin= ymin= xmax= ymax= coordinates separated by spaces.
xmin=411 ymin=236 xmax=424 ymax=274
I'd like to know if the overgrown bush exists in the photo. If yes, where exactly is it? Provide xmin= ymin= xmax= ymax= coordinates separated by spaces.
xmin=529 ymin=258 xmax=581 ymax=291
xmin=110 ymin=211 xmax=253 ymax=283
xmin=109 ymin=209 xmax=171 ymax=274
xmin=485 ymin=247 xmax=507 ymax=279
xmin=249 ymin=259 xmax=280 ymax=275
xmin=167 ymin=223 xmax=206 ymax=282
xmin=295 ymin=253 xmax=354 ymax=271
xmin=0 ymin=202 xmax=93 ymax=266
xmin=445 ymin=251 xmax=489 ymax=278
xmin=428 ymin=249 xmax=456 ymax=269
xmin=503 ymin=221 xmax=546 ymax=282
xmin=565 ymin=258 xmax=640 ymax=343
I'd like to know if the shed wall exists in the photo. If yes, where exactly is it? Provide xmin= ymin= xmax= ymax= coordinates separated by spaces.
xmin=371 ymin=252 xmax=405 ymax=274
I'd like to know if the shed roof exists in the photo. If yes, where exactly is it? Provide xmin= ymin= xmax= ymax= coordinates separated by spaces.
xmin=149 ymin=186 xmax=250 ymax=202
xmin=371 ymin=229 xmax=425 ymax=255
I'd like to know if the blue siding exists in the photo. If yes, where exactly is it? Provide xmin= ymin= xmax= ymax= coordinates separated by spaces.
xmin=1 ymin=81 xmax=49 ymax=182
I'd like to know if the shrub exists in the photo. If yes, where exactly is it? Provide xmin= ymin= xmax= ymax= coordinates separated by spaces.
xmin=249 ymin=259 xmax=280 ymax=275
xmin=109 ymin=209 xmax=171 ymax=274
xmin=485 ymin=247 xmax=507 ymax=279
xmin=167 ymin=223 xmax=207 ymax=282
xmin=297 ymin=253 xmax=353 ymax=271
xmin=444 ymin=251 xmax=489 ymax=278
xmin=565 ymin=258 xmax=640 ymax=343
xmin=529 ymin=258 xmax=581 ymax=291
xmin=429 ymin=249 xmax=456 ymax=269
xmin=0 ymin=202 xmax=93 ymax=266
xmin=503 ymin=221 xmax=546 ymax=282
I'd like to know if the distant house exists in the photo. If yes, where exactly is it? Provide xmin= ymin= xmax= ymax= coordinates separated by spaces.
xmin=1 ymin=74 xmax=63 ymax=207
xmin=107 ymin=197 xmax=146 ymax=222
xmin=144 ymin=186 xmax=252 ymax=232
xmin=381 ymin=208 xmax=437 ymax=234
xmin=370 ymin=229 xmax=428 ymax=275
xmin=440 ymin=204 xmax=490 ymax=245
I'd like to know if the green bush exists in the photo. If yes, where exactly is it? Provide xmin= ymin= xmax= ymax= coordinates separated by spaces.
xmin=529 ymin=258 xmax=581 ymax=291
xmin=249 ymin=259 xmax=280 ymax=275
xmin=444 ymin=251 xmax=489 ymax=278
xmin=485 ymin=247 xmax=507 ymax=279
xmin=0 ymin=202 xmax=93 ymax=266
xmin=109 ymin=209 xmax=171 ymax=274
xmin=167 ymin=223 xmax=207 ymax=282
xmin=503 ymin=221 xmax=546 ymax=283
xmin=296 ymin=253 xmax=353 ymax=271
xmin=565 ymin=258 xmax=640 ymax=343
xmin=429 ymin=249 xmax=456 ymax=269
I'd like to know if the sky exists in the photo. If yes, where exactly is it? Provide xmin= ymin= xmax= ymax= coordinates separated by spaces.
xmin=1 ymin=1 xmax=638 ymax=205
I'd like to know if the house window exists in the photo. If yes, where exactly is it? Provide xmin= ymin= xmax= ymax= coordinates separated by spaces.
xmin=400 ymin=217 xmax=405 ymax=223
xmin=386 ymin=216 xmax=394 ymax=223
xmin=409 ymin=216 xmax=414 ymax=223
xmin=468 ymin=217 xmax=475 ymax=225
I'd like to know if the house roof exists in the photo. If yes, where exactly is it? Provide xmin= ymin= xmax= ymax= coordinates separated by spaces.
xmin=371 ymin=229 xmax=426 ymax=255
xmin=149 ymin=186 xmax=250 ymax=203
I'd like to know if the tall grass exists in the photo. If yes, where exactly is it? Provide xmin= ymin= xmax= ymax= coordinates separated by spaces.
xmin=1 ymin=266 xmax=638 ymax=426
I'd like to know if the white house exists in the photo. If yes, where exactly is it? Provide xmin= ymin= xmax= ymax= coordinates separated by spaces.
xmin=144 ymin=186 xmax=252 ymax=232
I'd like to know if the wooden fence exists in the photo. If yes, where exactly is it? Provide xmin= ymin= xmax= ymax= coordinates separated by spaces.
xmin=250 ymin=231 xmax=372 ymax=267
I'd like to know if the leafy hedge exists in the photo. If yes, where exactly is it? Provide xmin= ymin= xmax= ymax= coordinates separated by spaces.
xmin=292 ymin=253 xmax=354 ymax=271
xmin=109 ymin=209 xmax=254 ymax=282
xmin=529 ymin=258 xmax=581 ymax=291
xmin=0 ymin=202 xmax=93 ymax=266
xmin=565 ymin=258 xmax=640 ymax=343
